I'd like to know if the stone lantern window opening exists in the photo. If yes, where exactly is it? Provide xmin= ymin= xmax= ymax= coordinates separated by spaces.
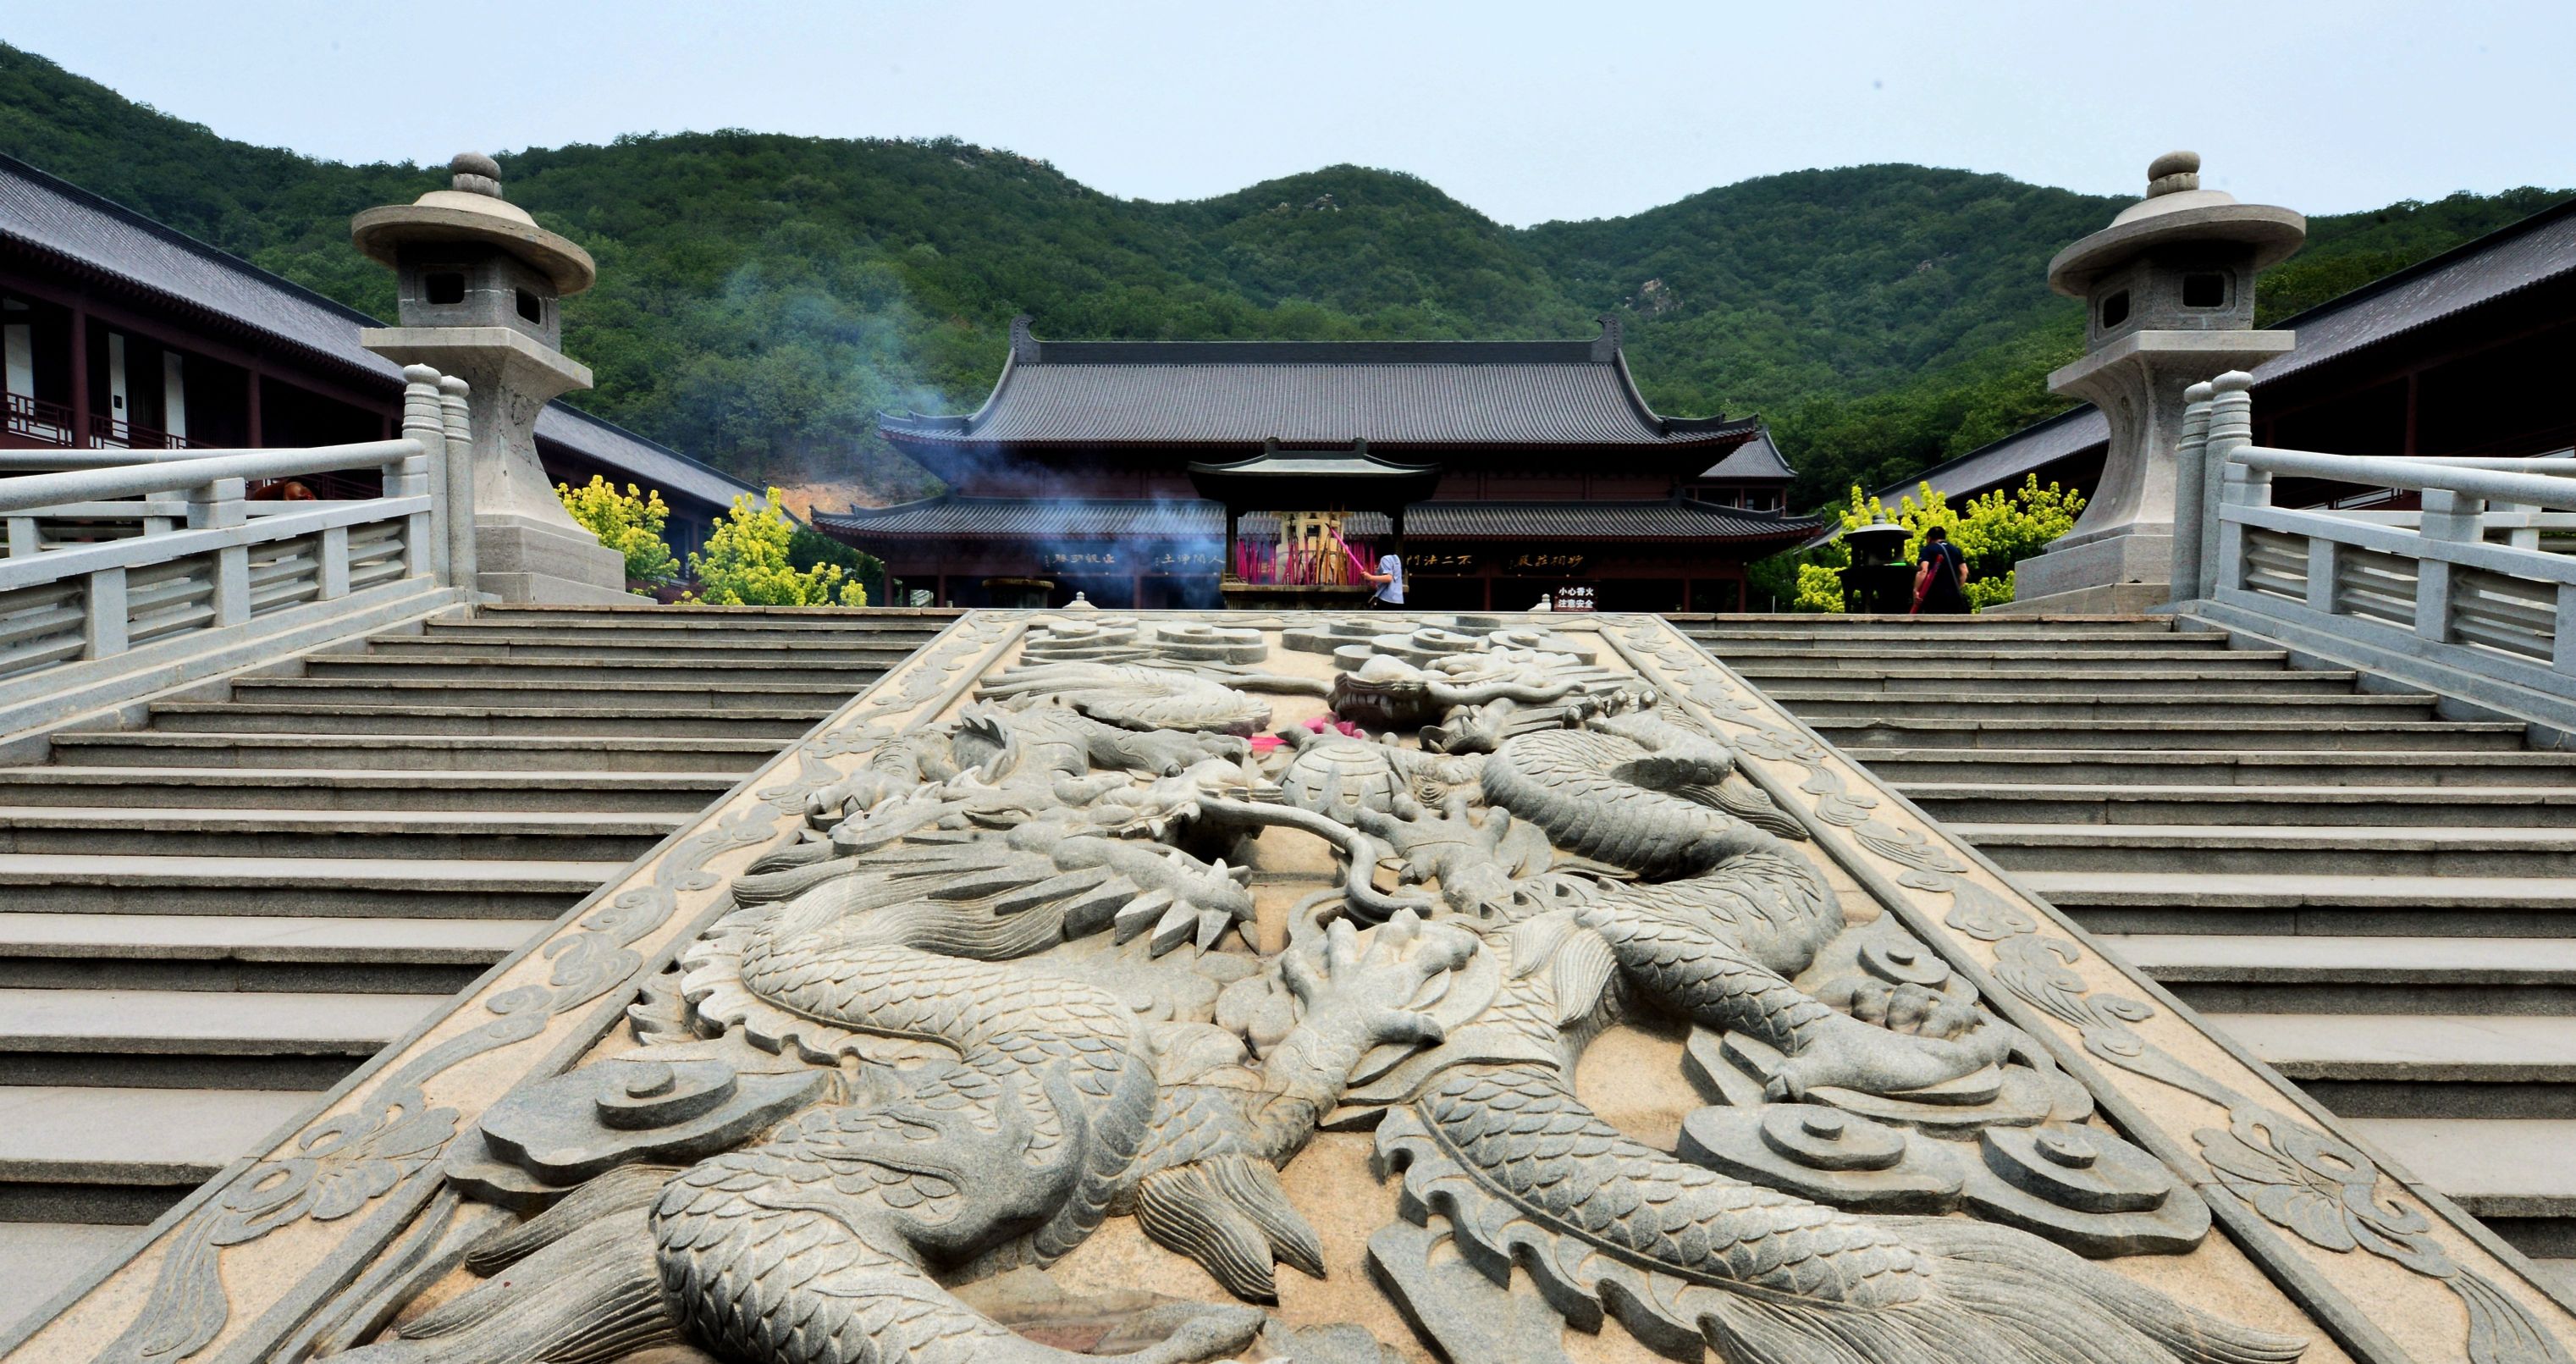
xmin=2100 ymin=290 xmax=2131 ymax=329
xmin=423 ymin=271 xmax=466 ymax=306
xmin=516 ymin=288 xmax=543 ymax=324
xmin=2182 ymin=273 xmax=2227 ymax=308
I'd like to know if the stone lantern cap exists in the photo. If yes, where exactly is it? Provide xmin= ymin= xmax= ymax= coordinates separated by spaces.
xmin=351 ymin=152 xmax=598 ymax=295
xmin=2047 ymin=151 xmax=2304 ymax=298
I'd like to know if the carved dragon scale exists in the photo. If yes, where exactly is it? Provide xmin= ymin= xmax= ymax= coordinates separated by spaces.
xmin=79 ymin=612 xmax=2574 ymax=1364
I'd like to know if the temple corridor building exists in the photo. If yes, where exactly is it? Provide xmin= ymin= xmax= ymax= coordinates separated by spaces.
xmin=0 ymin=153 xmax=757 ymax=552
xmin=820 ymin=318 xmax=1820 ymax=610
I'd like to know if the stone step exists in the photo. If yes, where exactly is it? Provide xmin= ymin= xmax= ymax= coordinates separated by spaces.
xmin=0 ymin=913 xmax=532 ymax=992
xmin=1904 ymin=784 xmax=2576 ymax=827
xmin=2342 ymin=1118 xmax=2576 ymax=1258
xmin=383 ymin=632 xmax=931 ymax=662
xmin=0 ymin=1086 xmax=315 ymax=1223
xmin=309 ymin=653 xmax=896 ymax=684
xmin=455 ymin=606 xmax=959 ymax=634
xmin=2211 ymin=1013 xmax=2576 ymax=1121
xmin=1685 ymin=621 xmax=2189 ymax=642
xmin=139 ymin=702 xmax=826 ymax=738
xmin=1810 ymin=716 xmax=2530 ymax=751
xmin=0 ymin=767 xmax=735 ymax=813
xmin=1706 ymin=645 xmax=2294 ymax=671
xmin=1688 ymin=609 xmax=2162 ymax=621
xmin=1845 ymin=748 xmax=2576 ymax=787
xmin=0 ymin=1222 xmax=140 ymax=1335
xmin=0 ymin=805 xmax=676 ymax=862
xmin=2028 ymin=871 xmax=2576 ymax=939
xmin=2536 ymin=1259 xmax=2576 ymax=1301
xmin=1954 ymin=822 xmax=2576 ymax=876
xmin=1774 ymin=690 xmax=2435 ymax=723
xmin=0 ymin=852 xmax=610 ymax=919
xmin=47 ymin=731 xmax=781 ymax=772
xmin=1727 ymin=666 xmax=2359 ymax=695
xmin=0 ymin=987 xmax=440 ymax=1089
xmin=2107 ymin=934 xmax=2576 ymax=1015
xmin=229 ymin=676 xmax=860 ymax=713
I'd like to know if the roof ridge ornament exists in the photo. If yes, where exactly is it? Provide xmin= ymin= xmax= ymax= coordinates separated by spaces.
xmin=1008 ymin=314 xmax=1040 ymax=364
xmin=1591 ymin=312 xmax=1624 ymax=362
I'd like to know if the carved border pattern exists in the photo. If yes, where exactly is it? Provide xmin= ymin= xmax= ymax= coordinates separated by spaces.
xmin=1606 ymin=616 xmax=2573 ymax=1364
xmin=54 ymin=612 xmax=1026 ymax=1364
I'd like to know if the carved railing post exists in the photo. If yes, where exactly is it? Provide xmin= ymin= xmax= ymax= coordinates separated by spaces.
xmin=438 ymin=374 xmax=477 ymax=591
xmin=2414 ymin=484 xmax=2482 ymax=647
xmin=2168 ymin=381 xmax=2216 ymax=604
xmin=82 ymin=565 xmax=127 ymax=659
xmin=187 ymin=475 xmax=250 ymax=627
xmin=2209 ymin=374 xmax=2264 ymax=596
xmin=2556 ymin=582 xmax=2576 ymax=678
xmin=395 ymin=365 xmax=445 ymax=583
xmin=2304 ymin=535 xmax=2341 ymax=616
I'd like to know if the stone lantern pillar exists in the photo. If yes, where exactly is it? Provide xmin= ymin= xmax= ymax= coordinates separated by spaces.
xmin=350 ymin=152 xmax=631 ymax=604
xmin=2006 ymin=152 xmax=2305 ymax=613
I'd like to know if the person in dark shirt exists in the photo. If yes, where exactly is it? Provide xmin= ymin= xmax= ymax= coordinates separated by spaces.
xmin=1913 ymin=524 xmax=1971 ymax=615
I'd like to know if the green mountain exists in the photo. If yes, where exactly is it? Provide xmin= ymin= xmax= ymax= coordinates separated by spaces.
xmin=2 ymin=42 xmax=2560 ymax=510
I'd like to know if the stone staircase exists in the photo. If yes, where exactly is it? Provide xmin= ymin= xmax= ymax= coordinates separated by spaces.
xmin=1676 ymin=613 xmax=2576 ymax=1289
xmin=0 ymin=603 xmax=952 ymax=1328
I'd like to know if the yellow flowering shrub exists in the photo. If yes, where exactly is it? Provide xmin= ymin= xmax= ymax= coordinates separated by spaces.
xmin=556 ymin=477 xmax=680 ymax=592
xmin=686 ymin=489 xmax=868 ymax=607
xmin=1833 ymin=476 xmax=2083 ymax=609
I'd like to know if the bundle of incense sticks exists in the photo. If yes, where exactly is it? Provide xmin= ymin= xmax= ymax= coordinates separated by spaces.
xmin=1330 ymin=531 xmax=1371 ymax=577
xmin=1230 ymin=535 xmax=1374 ymax=584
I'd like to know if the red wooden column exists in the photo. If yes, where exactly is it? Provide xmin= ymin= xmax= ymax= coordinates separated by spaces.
xmin=245 ymin=369 xmax=264 ymax=446
xmin=66 ymin=305 xmax=89 ymax=448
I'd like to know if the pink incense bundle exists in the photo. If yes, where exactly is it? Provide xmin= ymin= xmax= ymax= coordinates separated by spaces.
xmin=1329 ymin=532 xmax=1370 ymax=577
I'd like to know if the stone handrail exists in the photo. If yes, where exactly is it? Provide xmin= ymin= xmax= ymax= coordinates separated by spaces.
xmin=0 ymin=439 xmax=426 ymax=512
xmin=2180 ymin=369 xmax=2576 ymax=735
xmin=0 ymin=364 xmax=476 ymax=739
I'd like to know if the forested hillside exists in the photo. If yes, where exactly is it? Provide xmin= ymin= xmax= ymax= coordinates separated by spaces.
xmin=2 ymin=43 xmax=2558 ymax=509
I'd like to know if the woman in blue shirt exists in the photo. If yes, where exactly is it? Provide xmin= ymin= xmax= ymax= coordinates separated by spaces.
xmin=1361 ymin=551 xmax=1404 ymax=608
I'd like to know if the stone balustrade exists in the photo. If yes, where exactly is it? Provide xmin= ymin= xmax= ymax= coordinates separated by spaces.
xmin=2182 ymin=369 xmax=2576 ymax=736
xmin=0 ymin=365 xmax=477 ymax=739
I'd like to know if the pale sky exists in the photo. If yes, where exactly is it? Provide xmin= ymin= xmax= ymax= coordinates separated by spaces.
xmin=8 ymin=1 xmax=2571 ymax=225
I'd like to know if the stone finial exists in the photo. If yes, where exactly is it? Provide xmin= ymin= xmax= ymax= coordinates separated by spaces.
xmin=2145 ymin=151 xmax=2201 ymax=198
xmin=450 ymin=151 xmax=504 ymax=199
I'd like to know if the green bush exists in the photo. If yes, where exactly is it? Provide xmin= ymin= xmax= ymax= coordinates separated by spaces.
xmin=686 ymin=491 xmax=869 ymax=606
xmin=1754 ymin=474 xmax=2082 ymax=613
xmin=555 ymin=477 xmax=679 ymax=592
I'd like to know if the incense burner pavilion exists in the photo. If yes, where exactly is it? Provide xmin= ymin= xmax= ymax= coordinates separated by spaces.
xmin=821 ymin=318 xmax=1820 ymax=610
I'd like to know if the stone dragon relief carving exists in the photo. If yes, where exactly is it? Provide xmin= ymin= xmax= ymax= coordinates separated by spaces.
xmin=328 ymin=615 xmax=2307 ymax=1364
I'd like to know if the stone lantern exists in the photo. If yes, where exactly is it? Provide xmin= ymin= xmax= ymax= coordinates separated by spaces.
xmin=350 ymin=152 xmax=631 ymax=604
xmin=2006 ymin=152 xmax=2304 ymax=613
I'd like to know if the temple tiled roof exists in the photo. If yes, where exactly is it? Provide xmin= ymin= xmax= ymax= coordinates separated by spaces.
xmin=880 ymin=317 xmax=1757 ymax=450
xmin=1404 ymin=500 xmax=1819 ymax=540
xmin=821 ymin=495 xmax=1820 ymax=544
xmin=1885 ymin=192 xmax=2576 ymax=505
xmin=0 ymin=153 xmax=758 ymax=516
xmin=1897 ymin=405 xmax=2110 ymax=504
xmin=822 ymin=498 xmax=1225 ymax=539
xmin=1694 ymin=425 xmax=1795 ymax=481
